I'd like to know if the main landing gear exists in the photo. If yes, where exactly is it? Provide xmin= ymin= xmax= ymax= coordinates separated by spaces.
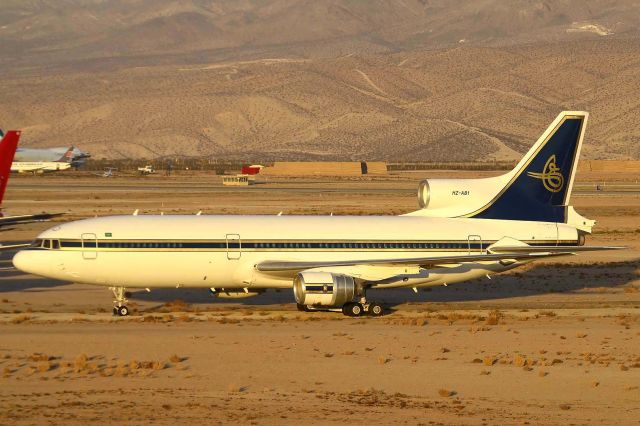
xmin=297 ymin=301 xmax=384 ymax=317
xmin=342 ymin=300 xmax=384 ymax=317
xmin=110 ymin=286 xmax=130 ymax=316
xmin=341 ymin=287 xmax=384 ymax=317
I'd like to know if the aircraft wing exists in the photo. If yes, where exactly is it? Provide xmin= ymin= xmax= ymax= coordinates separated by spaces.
xmin=256 ymin=246 xmax=623 ymax=274
xmin=0 ymin=212 xmax=64 ymax=227
xmin=257 ymin=251 xmax=570 ymax=273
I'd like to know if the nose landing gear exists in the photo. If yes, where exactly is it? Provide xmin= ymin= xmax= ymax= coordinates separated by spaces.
xmin=110 ymin=286 xmax=130 ymax=316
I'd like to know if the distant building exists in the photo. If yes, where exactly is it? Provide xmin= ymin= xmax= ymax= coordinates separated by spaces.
xmin=261 ymin=161 xmax=387 ymax=176
xmin=222 ymin=175 xmax=254 ymax=186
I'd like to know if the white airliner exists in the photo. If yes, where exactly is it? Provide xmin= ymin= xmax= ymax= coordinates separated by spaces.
xmin=11 ymin=158 xmax=73 ymax=173
xmin=13 ymin=112 xmax=621 ymax=316
xmin=9 ymin=142 xmax=75 ymax=173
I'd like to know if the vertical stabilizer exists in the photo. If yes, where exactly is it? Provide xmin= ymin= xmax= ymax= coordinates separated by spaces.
xmin=0 ymin=130 xmax=20 ymax=205
xmin=467 ymin=111 xmax=588 ymax=222
xmin=58 ymin=146 xmax=75 ymax=163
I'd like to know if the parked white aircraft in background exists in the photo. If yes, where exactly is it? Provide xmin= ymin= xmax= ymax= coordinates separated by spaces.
xmin=11 ymin=161 xmax=73 ymax=173
xmin=13 ymin=112 xmax=621 ymax=316
xmin=1 ymin=129 xmax=90 ymax=172
xmin=11 ymin=145 xmax=74 ymax=173
xmin=0 ymin=130 xmax=62 ymax=233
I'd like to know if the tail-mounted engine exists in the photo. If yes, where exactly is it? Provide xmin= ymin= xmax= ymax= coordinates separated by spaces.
xmin=416 ymin=177 xmax=503 ymax=217
xmin=293 ymin=272 xmax=356 ymax=308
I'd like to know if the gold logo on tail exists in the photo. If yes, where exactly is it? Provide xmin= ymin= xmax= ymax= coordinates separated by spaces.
xmin=527 ymin=155 xmax=564 ymax=193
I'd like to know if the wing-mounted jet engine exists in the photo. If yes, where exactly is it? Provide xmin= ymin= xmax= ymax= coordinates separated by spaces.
xmin=407 ymin=111 xmax=595 ymax=234
xmin=293 ymin=272 xmax=383 ymax=316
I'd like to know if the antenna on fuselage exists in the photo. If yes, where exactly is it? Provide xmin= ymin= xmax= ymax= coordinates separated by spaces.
xmin=132 ymin=209 xmax=139 ymax=216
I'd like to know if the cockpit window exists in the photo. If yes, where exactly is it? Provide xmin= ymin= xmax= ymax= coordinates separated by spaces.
xmin=30 ymin=239 xmax=61 ymax=249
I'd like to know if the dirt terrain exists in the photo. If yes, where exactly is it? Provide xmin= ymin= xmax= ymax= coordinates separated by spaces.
xmin=0 ymin=171 xmax=638 ymax=424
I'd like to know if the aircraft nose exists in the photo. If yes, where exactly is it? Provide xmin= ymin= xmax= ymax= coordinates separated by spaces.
xmin=13 ymin=250 xmax=36 ymax=275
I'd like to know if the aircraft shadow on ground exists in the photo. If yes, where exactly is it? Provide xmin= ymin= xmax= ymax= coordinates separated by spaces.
xmin=0 ymin=273 xmax=71 ymax=292
xmin=0 ymin=255 xmax=73 ymax=292
xmin=129 ymin=260 xmax=640 ymax=309
xmin=1 ymin=260 xmax=636 ymax=306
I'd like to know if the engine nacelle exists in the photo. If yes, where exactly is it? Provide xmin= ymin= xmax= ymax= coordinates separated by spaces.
xmin=293 ymin=272 xmax=356 ymax=307
xmin=416 ymin=176 xmax=506 ymax=217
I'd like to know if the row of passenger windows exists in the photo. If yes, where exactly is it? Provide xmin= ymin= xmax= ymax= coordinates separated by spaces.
xmin=31 ymin=239 xmax=480 ymax=250
xmin=99 ymin=242 xmax=186 ymax=249
xmin=97 ymin=241 xmax=474 ymax=250
xmin=245 ymin=242 xmax=474 ymax=249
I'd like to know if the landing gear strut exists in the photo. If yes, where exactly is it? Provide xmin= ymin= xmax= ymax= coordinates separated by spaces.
xmin=110 ymin=286 xmax=130 ymax=316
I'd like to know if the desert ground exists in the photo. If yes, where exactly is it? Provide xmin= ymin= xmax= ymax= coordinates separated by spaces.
xmin=0 ymin=170 xmax=638 ymax=424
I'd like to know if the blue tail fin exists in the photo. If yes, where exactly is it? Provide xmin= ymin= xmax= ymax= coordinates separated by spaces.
xmin=469 ymin=111 xmax=588 ymax=223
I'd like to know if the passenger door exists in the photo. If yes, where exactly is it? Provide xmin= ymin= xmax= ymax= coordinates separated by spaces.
xmin=468 ymin=235 xmax=483 ymax=255
xmin=226 ymin=234 xmax=241 ymax=260
xmin=81 ymin=233 xmax=98 ymax=260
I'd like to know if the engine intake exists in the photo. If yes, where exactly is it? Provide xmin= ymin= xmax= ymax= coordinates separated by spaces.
xmin=293 ymin=272 xmax=356 ymax=307
xmin=417 ymin=179 xmax=431 ymax=208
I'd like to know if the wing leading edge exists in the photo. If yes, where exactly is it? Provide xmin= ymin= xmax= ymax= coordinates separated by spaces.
xmin=255 ymin=246 xmax=623 ymax=273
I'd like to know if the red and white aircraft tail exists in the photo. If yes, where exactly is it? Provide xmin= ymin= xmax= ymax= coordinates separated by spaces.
xmin=0 ymin=130 xmax=20 ymax=204
xmin=58 ymin=146 xmax=75 ymax=163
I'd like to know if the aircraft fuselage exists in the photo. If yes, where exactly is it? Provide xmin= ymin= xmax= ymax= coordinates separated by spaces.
xmin=13 ymin=215 xmax=580 ymax=290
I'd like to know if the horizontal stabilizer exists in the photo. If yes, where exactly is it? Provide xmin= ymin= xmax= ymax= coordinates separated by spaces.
xmin=487 ymin=236 xmax=624 ymax=254
xmin=489 ymin=245 xmax=624 ymax=253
